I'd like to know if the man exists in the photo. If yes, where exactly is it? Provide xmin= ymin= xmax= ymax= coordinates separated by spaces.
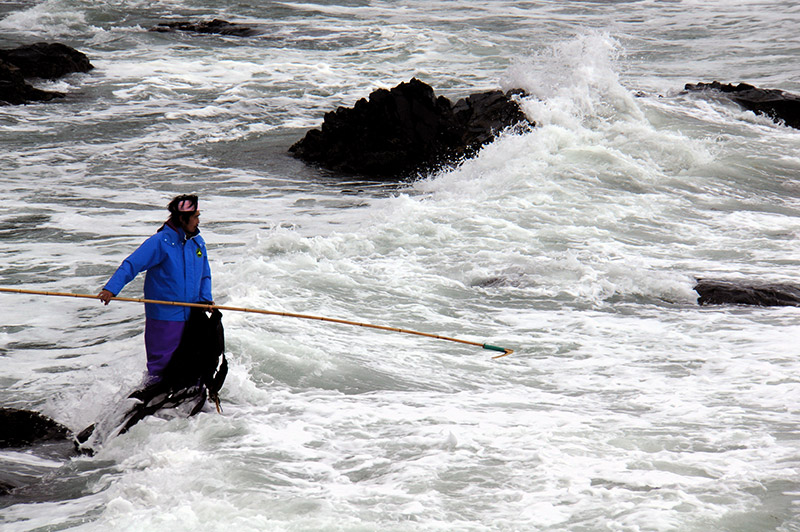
xmin=98 ymin=194 xmax=213 ymax=380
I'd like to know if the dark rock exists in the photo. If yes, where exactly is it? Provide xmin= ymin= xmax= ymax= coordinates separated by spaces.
xmin=694 ymin=279 xmax=800 ymax=307
xmin=0 ymin=408 xmax=79 ymax=497
xmin=0 ymin=480 xmax=15 ymax=496
xmin=0 ymin=42 xmax=92 ymax=105
xmin=150 ymin=19 xmax=260 ymax=37
xmin=453 ymin=88 xmax=530 ymax=153
xmin=289 ymin=78 xmax=531 ymax=179
xmin=0 ymin=59 xmax=64 ymax=104
xmin=0 ymin=407 xmax=72 ymax=448
xmin=684 ymin=81 xmax=800 ymax=129
xmin=0 ymin=42 xmax=93 ymax=80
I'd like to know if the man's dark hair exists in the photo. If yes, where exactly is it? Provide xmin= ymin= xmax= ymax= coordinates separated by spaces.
xmin=167 ymin=194 xmax=198 ymax=226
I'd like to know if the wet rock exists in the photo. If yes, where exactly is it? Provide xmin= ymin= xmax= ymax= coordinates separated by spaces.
xmin=684 ymin=81 xmax=800 ymax=129
xmin=0 ymin=42 xmax=93 ymax=80
xmin=289 ymin=78 xmax=531 ymax=179
xmin=150 ymin=19 xmax=260 ymax=37
xmin=0 ymin=42 xmax=93 ymax=105
xmin=0 ymin=407 xmax=72 ymax=448
xmin=0 ymin=59 xmax=63 ymax=104
xmin=0 ymin=408 xmax=78 ymax=497
xmin=694 ymin=279 xmax=800 ymax=307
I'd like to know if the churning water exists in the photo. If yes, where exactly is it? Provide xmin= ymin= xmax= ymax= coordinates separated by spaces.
xmin=1 ymin=1 xmax=799 ymax=531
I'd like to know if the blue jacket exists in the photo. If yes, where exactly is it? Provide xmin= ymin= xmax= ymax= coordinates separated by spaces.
xmin=104 ymin=223 xmax=213 ymax=321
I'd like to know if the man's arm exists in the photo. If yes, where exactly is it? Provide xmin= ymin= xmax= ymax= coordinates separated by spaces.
xmin=99 ymin=234 xmax=165 ymax=305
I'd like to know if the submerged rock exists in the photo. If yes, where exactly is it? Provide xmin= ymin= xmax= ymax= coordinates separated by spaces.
xmin=289 ymin=78 xmax=531 ymax=179
xmin=150 ymin=19 xmax=260 ymax=37
xmin=0 ymin=408 xmax=77 ymax=497
xmin=694 ymin=279 xmax=800 ymax=307
xmin=0 ymin=42 xmax=93 ymax=105
xmin=0 ymin=408 xmax=76 ymax=495
xmin=684 ymin=81 xmax=800 ymax=129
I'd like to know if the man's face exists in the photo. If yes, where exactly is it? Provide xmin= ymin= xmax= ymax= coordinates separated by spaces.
xmin=183 ymin=211 xmax=200 ymax=233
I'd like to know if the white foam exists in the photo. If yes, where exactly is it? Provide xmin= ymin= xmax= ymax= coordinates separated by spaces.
xmin=0 ymin=0 xmax=88 ymax=37
xmin=2 ymin=4 xmax=800 ymax=532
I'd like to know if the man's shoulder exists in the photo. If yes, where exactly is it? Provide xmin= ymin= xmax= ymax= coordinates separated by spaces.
xmin=154 ymin=223 xmax=179 ymax=240
xmin=141 ymin=225 xmax=178 ymax=249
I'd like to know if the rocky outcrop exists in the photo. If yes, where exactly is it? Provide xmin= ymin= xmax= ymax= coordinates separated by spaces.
xmin=694 ymin=279 xmax=800 ymax=307
xmin=289 ymin=78 xmax=531 ymax=179
xmin=684 ymin=81 xmax=800 ymax=129
xmin=150 ymin=19 xmax=260 ymax=37
xmin=0 ymin=42 xmax=93 ymax=105
xmin=0 ymin=42 xmax=93 ymax=80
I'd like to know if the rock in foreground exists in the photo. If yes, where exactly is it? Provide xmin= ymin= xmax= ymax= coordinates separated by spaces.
xmin=0 ymin=407 xmax=72 ymax=449
xmin=289 ymin=78 xmax=531 ymax=179
xmin=684 ymin=81 xmax=800 ymax=129
xmin=0 ymin=408 xmax=75 ymax=496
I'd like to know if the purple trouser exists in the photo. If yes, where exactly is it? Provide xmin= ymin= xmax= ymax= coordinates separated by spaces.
xmin=144 ymin=318 xmax=186 ymax=377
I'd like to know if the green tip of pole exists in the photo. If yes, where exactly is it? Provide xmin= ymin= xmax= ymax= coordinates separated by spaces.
xmin=482 ymin=344 xmax=513 ymax=358
xmin=482 ymin=343 xmax=505 ymax=352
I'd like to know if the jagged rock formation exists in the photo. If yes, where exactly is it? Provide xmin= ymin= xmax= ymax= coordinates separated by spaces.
xmin=289 ymin=78 xmax=531 ymax=179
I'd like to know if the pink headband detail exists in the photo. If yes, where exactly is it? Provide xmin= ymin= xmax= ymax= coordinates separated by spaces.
xmin=177 ymin=199 xmax=196 ymax=212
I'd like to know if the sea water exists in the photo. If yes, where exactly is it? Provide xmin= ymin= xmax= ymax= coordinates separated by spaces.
xmin=1 ymin=1 xmax=799 ymax=531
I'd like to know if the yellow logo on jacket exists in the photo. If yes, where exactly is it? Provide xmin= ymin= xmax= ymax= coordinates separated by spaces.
xmin=196 ymin=248 xmax=203 ymax=257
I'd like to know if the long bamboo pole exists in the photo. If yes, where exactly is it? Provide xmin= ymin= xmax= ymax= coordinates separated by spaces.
xmin=0 ymin=287 xmax=513 ymax=358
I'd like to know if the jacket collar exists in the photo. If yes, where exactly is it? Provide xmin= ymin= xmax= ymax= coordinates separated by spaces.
xmin=160 ymin=220 xmax=200 ymax=241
